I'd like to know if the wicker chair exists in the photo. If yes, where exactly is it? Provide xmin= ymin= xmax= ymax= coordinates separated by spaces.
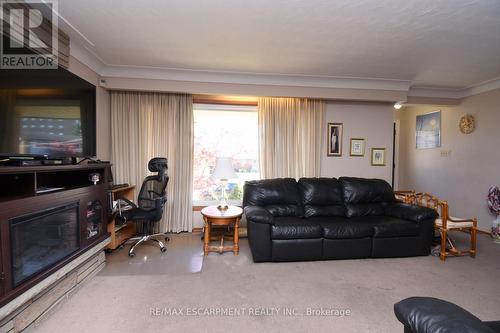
xmin=413 ymin=192 xmax=477 ymax=261
xmin=394 ymin=190 xmax=417 ymax=204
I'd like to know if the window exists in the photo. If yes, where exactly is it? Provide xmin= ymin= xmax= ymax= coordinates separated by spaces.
xmin=193 ymin=104 xmax=259 ymax=204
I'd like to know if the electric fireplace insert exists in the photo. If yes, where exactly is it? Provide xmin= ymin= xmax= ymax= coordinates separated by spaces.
xmin=9 ymin=203 xmax=80 ymax=287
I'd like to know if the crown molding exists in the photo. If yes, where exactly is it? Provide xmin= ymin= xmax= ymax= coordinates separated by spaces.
xmin=102 ymin=76 xmax=408 ymax=101
xmin=463 ymin=76 xmax=500 ymax=97
xmin=408 ymin=76 xmax=500 ymax=101
xmin=69 ymin=41 xmax=105 ymax=74
xmin=99 ymin=65 xmax=412 ymax=92
xmin=69 ymin=42 xmax=500 ymax=100
xmin=407 ymin=87 xmax=464 ymax=99
xmin=69 ymin=45 xmax=410 ymax=93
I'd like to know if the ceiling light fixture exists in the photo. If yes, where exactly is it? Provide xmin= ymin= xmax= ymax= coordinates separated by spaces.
xmin=393 ymin=102 xmax=403 ymax=110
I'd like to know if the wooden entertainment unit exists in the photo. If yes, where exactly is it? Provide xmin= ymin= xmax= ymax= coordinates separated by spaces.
xmin=0 ymin=164 xmax=111 ymax=306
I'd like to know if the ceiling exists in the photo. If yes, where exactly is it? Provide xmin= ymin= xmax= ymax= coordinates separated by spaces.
xmin=58 ymin=0 xmax=500 ymax=92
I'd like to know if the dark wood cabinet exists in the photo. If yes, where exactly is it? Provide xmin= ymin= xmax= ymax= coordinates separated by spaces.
xmin=0 ymin=164 xmax=111 ymax=306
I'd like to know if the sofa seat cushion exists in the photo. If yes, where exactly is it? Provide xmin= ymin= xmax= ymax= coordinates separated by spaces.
xmin=323 ymin=222 xmax=374 ymax=239
xmin=271 ymin=217 xmax=323 ymax=240
xmin=307 ymin=217 xmax=373 ymax=239
xmin=352 ymin=216 xmax=420 ymax=238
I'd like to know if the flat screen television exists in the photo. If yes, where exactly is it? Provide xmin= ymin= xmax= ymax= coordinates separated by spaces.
xmin=0 ymin=67 xmax=96 ymax=158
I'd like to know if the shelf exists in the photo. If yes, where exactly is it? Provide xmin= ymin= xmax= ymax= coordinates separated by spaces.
xmin=35 ymin=187 xmax=66 ymax=194
xmin=0 ymin=173 xmax=35 ymax=201
xmin=114 ymin=223 xmax=129 ymax=232
xmin=106 ymin=185 xmax=136 ymax=251
xmin=0 ymin=164 xmax=111 ymax=203
xmin=109 ymin=185 xmax=135 ymax=193
xmin=0 ymin=163 xmax=111 ymax=174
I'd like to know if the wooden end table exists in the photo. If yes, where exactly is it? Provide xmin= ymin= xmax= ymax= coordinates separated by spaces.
xmin=201 ymin=205 xmax=243 ymax=256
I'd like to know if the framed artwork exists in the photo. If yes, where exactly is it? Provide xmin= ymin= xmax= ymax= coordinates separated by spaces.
xmin=371 ymin=148 xmax=386 ymax=166
xmin=416 ymin=111 xmax=441 ymax=149
xmin=350 ymin=138 xmax=365 ymax=156
xmin=327 ymin=123 xmax=343 ymax=156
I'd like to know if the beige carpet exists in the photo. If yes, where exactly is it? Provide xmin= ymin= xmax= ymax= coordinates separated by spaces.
xmin=34 ymin=232 xmax=500 ymax=333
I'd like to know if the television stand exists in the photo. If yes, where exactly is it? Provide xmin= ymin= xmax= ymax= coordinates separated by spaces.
xmin=0 ymin=155 xmax=73 ymax=167
xmin=0 ymin=159 xmax=43 ymax=167
xmin=0 ymin=163 xmax=112 ymax=306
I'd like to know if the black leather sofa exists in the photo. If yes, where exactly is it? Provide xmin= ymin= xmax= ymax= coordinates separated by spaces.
xmin=243 ymin=177 xmax=438 ymax=262
xmin=394 ymin=297 xmax=500 ymax=333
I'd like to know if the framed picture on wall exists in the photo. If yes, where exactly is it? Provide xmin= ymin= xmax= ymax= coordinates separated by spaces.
xmin=350 ymin=138 xmax=365 ymax=156
xmin=371 ymin=148 xmax=386 ymax=166
xmin=416 ymin=110 xmax=441 ymax=149
xmin=327 ymin=123 xmax=343 ymax=156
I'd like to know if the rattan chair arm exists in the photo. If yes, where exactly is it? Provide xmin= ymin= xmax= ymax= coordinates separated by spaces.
xmin=447 ymin=216 xmax=476 ymax=223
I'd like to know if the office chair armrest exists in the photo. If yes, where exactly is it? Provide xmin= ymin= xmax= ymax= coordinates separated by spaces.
xmin=116 ymin=197 xmax=137 ymax=209
xmin=147 ymin=189 xmax=163 ymax=197
xmin=137 ymin=196 xmax=167 ymax=206
xmin=154 ymin=196 xmax=166 ymax=206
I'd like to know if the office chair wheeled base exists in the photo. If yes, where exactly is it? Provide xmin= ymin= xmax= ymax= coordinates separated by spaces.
xmin=127 ymin=233 xmax=170 ymax=257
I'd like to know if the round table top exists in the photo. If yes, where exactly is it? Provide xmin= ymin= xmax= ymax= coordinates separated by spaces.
xmin=201 ymin=205 xmax=243 ymax=219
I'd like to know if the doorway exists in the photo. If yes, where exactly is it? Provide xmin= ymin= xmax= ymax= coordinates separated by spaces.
xmin=392 ymin=120 xmax=400 ymax=189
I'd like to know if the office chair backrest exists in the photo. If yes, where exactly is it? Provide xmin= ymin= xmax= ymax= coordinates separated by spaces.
xmin=137 ymin=157 xmax=169 ymax=210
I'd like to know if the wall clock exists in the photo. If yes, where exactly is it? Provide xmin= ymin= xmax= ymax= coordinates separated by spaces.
xmin=459 ymin=114 xmax=475 ymax=134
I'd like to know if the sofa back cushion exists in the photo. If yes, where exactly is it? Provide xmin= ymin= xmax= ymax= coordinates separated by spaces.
xmin=298 ymin=178 xmax=346 ymax=218
xmin=243 ymin=178 xmax=302 ymax=217
xmin=339 ymin=177 xmax=395 ymax=217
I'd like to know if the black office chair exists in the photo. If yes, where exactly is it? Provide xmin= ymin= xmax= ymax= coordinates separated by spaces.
xmin=117 ymin=157 xmax=170 ymax=257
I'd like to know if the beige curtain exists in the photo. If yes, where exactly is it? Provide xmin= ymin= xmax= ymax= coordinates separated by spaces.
xmin=111 ymin=91 xmax=193 ymax=232
xmin=258 ymin=97 xmax=325 ymax=179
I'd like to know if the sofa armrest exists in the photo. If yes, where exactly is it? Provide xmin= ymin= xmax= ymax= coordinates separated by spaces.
xmin=394 ymin=297 xmax=496 ymax=333
xmin=244 ymin=206 xmax=274 ymax=224
xmin=245 ymin=206 xmax=273 ymax=262
xmin=385 ymin=203 xmax=438 ymax=223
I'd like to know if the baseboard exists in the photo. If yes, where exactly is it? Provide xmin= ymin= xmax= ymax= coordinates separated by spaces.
xmin=192 ymin=227 xmax=203 ymax=233
xmin=477 ymin=228 xmax=491 ymax=236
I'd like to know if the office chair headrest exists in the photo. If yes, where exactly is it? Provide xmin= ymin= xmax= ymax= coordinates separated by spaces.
xmin=148 ymin=157 xmax=168 ymax=173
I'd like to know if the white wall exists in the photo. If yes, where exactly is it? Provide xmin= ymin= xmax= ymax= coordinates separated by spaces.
xmin=397 ymin=88 xmax=500 ymax=231
xmin=320 ymin=102 xmax=394 ymax=183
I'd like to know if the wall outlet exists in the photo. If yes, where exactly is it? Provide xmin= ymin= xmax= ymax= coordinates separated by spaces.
xmin=440 ymin=150 xmax=452 ymax=157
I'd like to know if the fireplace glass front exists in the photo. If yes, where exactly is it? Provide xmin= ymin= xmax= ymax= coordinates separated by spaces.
xmin=9 ymin=203 xmax=79 ymax=287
